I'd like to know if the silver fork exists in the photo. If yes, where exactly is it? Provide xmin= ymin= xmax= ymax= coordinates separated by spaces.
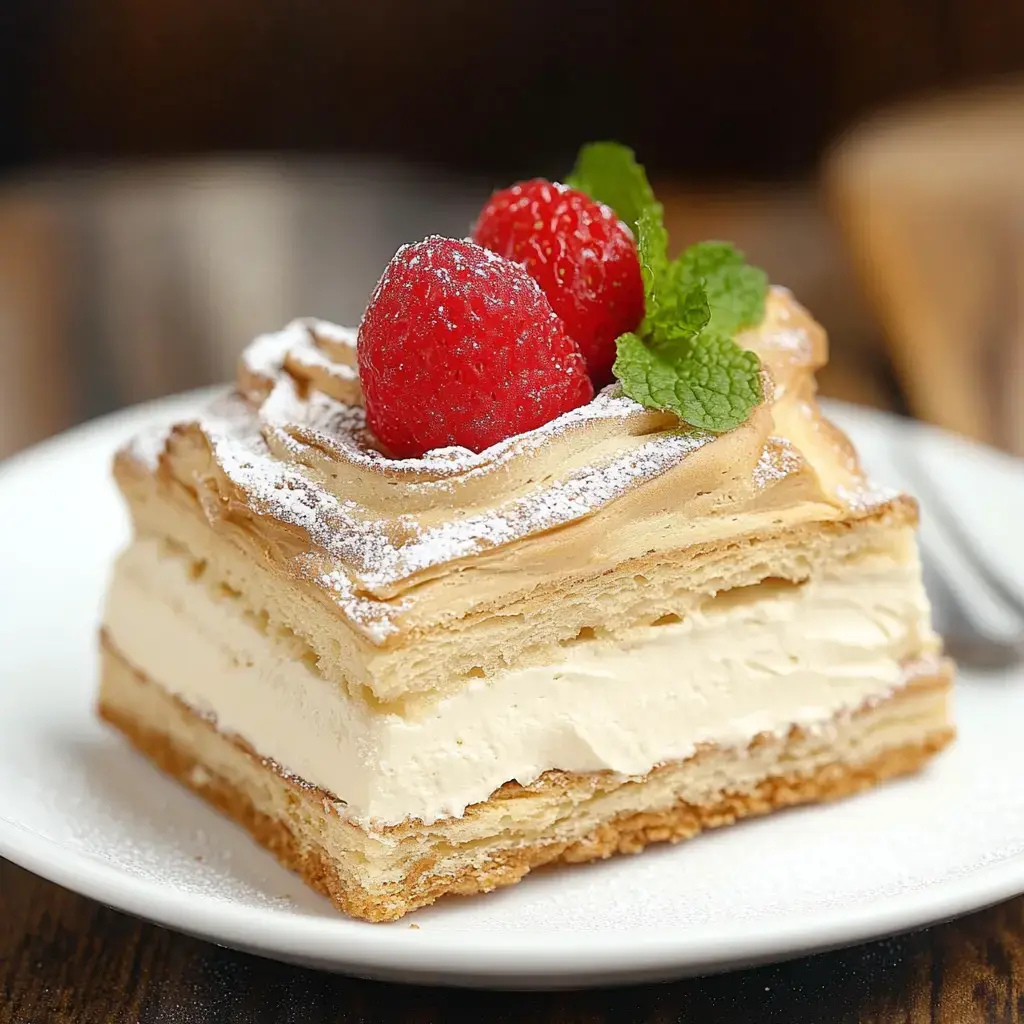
xmin=893 ymin=446 xmax=1024 ymax=671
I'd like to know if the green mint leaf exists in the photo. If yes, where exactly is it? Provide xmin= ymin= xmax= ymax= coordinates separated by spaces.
xmin=613 ymin=332 xmax=662 ymax=410
xmin=677 ymin=241 xmax=768 ymax=335
xmin=565 ymin=142 xmax=657 ymax=238
xmin=614 ymin=328 xmax=764 ymax=433
xmin=567 ymin=142 xmax=768 ymax=432
xmin=636 ymin=205 xmax=669 ymax=291
xmin=645 ymin=275 xmax=710 ymax=349
xmin=635 ymin=205 xmax=671 ymax=333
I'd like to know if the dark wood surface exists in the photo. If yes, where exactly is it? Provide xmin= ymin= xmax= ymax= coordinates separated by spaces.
xmin=4 ymin=858 xmax=1024 ymax=1022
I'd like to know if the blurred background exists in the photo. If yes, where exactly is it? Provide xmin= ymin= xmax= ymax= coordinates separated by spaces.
xmin=1 ymin=1 xmax=1023 ymax=459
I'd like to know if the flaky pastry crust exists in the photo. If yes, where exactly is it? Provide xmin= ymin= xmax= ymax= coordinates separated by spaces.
xmin=114 ymin=290 xmax=917 ymax=701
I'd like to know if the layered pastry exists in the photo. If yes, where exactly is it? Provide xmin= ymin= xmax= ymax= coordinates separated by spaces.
xmin=98 ymin=145 xmax=954 ymax=922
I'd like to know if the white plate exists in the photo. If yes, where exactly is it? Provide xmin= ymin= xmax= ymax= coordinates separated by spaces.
xmin=2 ymin=395 xmax=1024 ymax=989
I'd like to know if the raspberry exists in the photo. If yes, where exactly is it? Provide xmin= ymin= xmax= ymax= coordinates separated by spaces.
xmin=471 ymin=180 xmax=644 ymax=387
xmin=357 ymin=237 xmax=594 ymax=458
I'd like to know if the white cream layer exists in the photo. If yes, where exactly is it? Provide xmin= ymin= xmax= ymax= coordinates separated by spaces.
xmin=104 ymin=538 xmax=937 ymax=826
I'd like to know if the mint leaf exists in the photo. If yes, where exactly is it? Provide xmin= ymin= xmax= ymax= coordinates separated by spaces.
xmin=636 ymin=205 xmax=668 ymax=293
xmin=621 ymin=236 xmax=767 ymax=430
xmin=567 ymin=141 xmax=768 ymax=432
xmin=613 ymin=332 xmax=662 ymax=410
xmin=635 ymin=206 xmax=671 ymax=333
xmin=566 ymin=142 xmax=657 ymax=237
xmin=677 ymin=241 xmax=768 ymax=335
xmin=614 ymin=328 xmax=763 ymax=433
xmin=645 ymin=275 xmax=710 ymax=349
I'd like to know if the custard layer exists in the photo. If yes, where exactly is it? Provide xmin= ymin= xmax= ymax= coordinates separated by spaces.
xmin=104 ymin=536 xmax=939 ymax=825
xmin=99 ymin=640 xmax=954 ymax=920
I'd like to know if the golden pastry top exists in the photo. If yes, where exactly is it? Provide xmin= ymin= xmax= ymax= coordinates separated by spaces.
xmin=118 ymin=287 xmax=908 ymax=644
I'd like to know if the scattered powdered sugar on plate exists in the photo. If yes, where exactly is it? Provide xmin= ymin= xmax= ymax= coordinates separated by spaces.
xmin=8 ymin=390 xmax=1024 ymax=977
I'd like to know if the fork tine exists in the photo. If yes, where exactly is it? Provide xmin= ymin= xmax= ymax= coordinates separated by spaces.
xmin=893 ymin=443 xmax=1024 ymax=623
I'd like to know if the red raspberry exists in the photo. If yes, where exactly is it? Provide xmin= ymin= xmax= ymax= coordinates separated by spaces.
xmin=471 ymin=180 xmax=644 ymax=387
xmin=357 ymin=237 xmax=594 ymax=458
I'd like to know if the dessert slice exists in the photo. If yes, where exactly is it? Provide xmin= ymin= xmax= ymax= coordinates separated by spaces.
xmin=98 ymin=148 xmax=953 ymax=923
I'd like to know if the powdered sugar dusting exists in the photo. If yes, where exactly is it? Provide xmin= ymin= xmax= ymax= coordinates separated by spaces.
xmin=242 ymin=320 xmax=654 ymax=482
xmin=752 ymin=438 xmax=898 ymax=513
xmin=127 ymin=422 xmax=173 ymax=470
xmin=193 ymin=383 xmax=714 ymax=637
xmin=197 ymin=392 xmax=404 ymax=641
xmin=130 ymin=317 xmax=791 ymax=640
xmin=289 ymin=339 xmax=358 ymax=382
xmin=357 ymin=428 xmax=715 ymax=589
xmin=835 ymin=480 xmax=901 ymax=514
xmin=241 ymin=321 xmax=306 ymax=378
xmin=304 ymin=318 xmax=357 ymax=349
xmin=753 ymin=438 xmax=803 ymax=489
xmin=291 ymin=384 xmax=652 ymax=485
xmin=771 ymin=327 xmax=812 ymax=357
xmin=245 ymin=318 xmax=358 ymax=388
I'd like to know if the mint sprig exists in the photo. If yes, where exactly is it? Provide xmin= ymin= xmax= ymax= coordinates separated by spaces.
xmin=566 ymin=142 xmax=659 ymax=239
xmin=677 ymin=241 xmax=768 ymax=337
xmin=614 ymin=330 xmax=764 ymax=433
xmin=567 ymin=142 xmax=768 ymax=433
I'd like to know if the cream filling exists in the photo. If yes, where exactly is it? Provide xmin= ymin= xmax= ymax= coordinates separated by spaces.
xmin=103 ymin=538 xmax=937 ymax=826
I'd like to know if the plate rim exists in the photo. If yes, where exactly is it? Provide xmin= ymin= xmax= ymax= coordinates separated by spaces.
xmin=2 ymin=390 xmax=1023 ymax=984
xmin=5 ymin=815 xmax=1024 ymax=982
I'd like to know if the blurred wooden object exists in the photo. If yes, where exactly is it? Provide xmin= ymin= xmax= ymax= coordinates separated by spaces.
xmin=0 ymin=160 xmax=488 ymax=459
xmin=0 ymin=163 xmax=888 ymax=461
xmin=661 ymin=185 xmax=892 ymax=411
xmin=826 ymin=81 xmax=1024 ymax=455
xmin=0 ymin=194 xmax=76 ymax=454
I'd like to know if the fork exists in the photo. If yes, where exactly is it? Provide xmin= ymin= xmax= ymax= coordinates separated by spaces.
xmin=892 ymin=445 xmax=1024 ymax=671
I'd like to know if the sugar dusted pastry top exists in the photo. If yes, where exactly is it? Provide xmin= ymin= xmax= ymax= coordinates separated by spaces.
xmin=115 ymin=142 xmax=916 ymax=653
xmin=118 ymin=286 xmax=907 ymax=645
